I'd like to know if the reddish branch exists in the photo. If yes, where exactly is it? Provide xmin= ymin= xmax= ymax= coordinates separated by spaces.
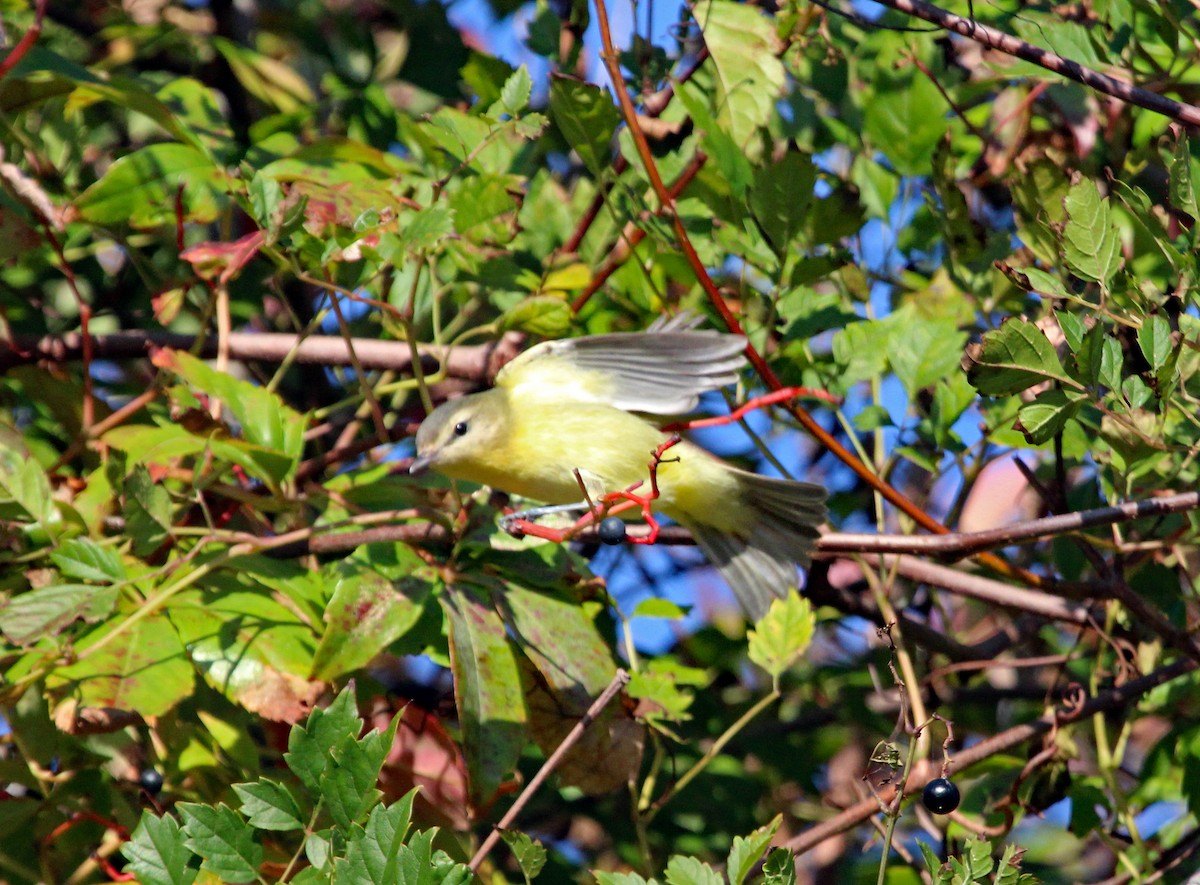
xmin=872 ymin=0 xmax=1200 ymax=127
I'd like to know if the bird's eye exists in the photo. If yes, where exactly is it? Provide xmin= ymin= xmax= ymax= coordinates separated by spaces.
xmin=453 ymin=421 xmax=469 ymax=437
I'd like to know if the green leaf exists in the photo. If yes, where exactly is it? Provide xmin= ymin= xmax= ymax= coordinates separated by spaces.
xmin=887 ymin=316 xmax=967 ymax=399
xmin=693 ymin=0 xmax=785 ymax=148
xmin=727 ymin=815 xmax=782 ymax=885
xmin=0 ymin=455 xmax=54 ymax=527
xmin=747 ymin=590 xmax=815 ymax=679
xmin=233 ymin=779 xmax=305 ymax=831
xmin=1099 ymin=335 xmax=1124 ymax=391
xmin=49 ymin=538 xmax=126 ymax=583
xmin=311 ymin=559 xmax=433 ymax=681
xmin=664 ymin=856 xmax=722 ymax=885
xmin=1062 ymin=175 xmax=1122 ymax=285
xmin=863 ymin=66 xmax=947 ymax=176
xmin=322 ymin=729 xmax=386 ymax=829
xmin=284 ymin=685 xmax=363 ymax=792
xmin=966 ymin=318 xmax=1080 ymax=395
xmin=171 ymin=582 xmax=321 ymax=722
xmin=123 ymin=813 xmax=199 ymax=885
xmin=499 ymin=295 xmax=574 ymax=337
xmin=178 ymin=803 xmax=262 ymax=884
xmin=498 ymin=580 xmax=644 ymax=793
xmin=1014 ymin=389 xmax=1085 ymax=444
xmin=1168 ymin=134 xmax=1199 ymax=222
xmin=499 ymin=66 xmax=533 ymax=114
xmin=501 ymin=830 xmax=548 ymax=882
xmin=761 ymin=848 xmax=796 ymax=885
xmin=0 ymin=583 xmax=118 ymax=645
xmin=751 ymin=152 xmax=815 ymax=255
xmin=1055 ymin=311 xmax=1086 ymax=353
xmin=124 ymin=464 xmax=173 ymax=557
xmin=594 ymin=874 xmax=655 ymax=885
xmin=442 ymin=585 xmax=528 ymax=806
xmin=49 ymin=613 xmax=194 ymax=716
xmin=154 ymin=350 xmax=304 ymax=483
xmin=631 ymin=598 xmax=688 ymax=619
xmin=549 ymin=76 xmax=619 ymax=176
xmin=73 ymin=143 xmax=232 ymax=227
xmin=1137 ymin=313 xmax=1172 ymax=372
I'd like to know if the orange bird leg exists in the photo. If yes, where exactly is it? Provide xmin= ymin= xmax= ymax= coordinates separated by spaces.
xmin=595 ymin=434 xmax=682 ymax=545
xmin=663 ymin=386 xmax=841 ymax=432
xmin=499 ymin=436 xmax=683 ymax=545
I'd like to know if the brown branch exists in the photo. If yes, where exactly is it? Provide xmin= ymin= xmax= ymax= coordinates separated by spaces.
xmin=820 ymin=491 xmax=1200 ymax=558
xmin=872 ymin=0 xmax=1200 ymax=126
xmin=0 ymin=330 xmax=523 ymax=379
xmin=782 ymin=657 xmax=1198 ymax=857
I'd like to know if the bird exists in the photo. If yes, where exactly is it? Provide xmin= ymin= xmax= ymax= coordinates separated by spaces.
xmin=409 ymin=316 xmax=827 ymax=619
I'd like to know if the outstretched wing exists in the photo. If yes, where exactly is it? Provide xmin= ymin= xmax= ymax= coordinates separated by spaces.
xmin=496 ymin=322 xmax=747 ymax=415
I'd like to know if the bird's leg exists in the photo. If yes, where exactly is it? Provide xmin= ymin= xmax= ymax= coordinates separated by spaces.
xmin=662 ymin=386 xmax=841 ymax=432
xmin=596 ymin=434 xmax=682 ymax=545
xmin=499 ymin=437 xmax=682 ymax=545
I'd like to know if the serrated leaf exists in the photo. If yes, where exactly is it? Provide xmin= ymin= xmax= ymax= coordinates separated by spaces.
xmin=499 ymin=66 xmax=532 ymax=114
xmin=549 ymin=76 xmax=619 ymax=176
xmin=727 ymin=815 xmax=782 ymax=885
xmin=49 ymin=538 xmax=126 ymax=583
xmin=747 ymin=590 xmax=815 ymax=679
xmin=761 ymin=848 xmax=795 ymax=884
xmin=233 ymin=779 xmax=305 ymax=831
xmin=1062 ymin=175 xmax=1122 ymax=285
xmin=693 ymin=0 xmax=785 ymax=148
xmin=323 ymin=735 xmax=384 ymax=829
xmin=864 ymin=66 xmax=948 ymax=176
xmin=1055 ymin=311 xmax=1086 ymax=353
xmin=1137 ymin=313 xmax=1172 ymax=372
xmin=594 ymin=874 xmax=654 ymax=885
xmin=1014 ymin=389 xmax=1085 ymax=444
xmin=285 ymin=685 xmax=364 ymax=792
xmin=178 ymin=803 xmax=262 ymax=884
xmin=501 ymin=830 xmax=548 ymax=881
xmin=1168 ymin=134 xmax=1199 ymax=222
xmin=966 ymin=318 xmax=1082 ymax=395
xmin=1099 ymin=335 xmax=1123 ymax=391
xmin=664 ymin=855 xmax=722 ymax=885
xmin=123 ymin=813 xmax=199 ymax=885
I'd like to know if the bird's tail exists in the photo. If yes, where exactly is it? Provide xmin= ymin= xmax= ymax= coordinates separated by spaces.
xmin=682 ymin=471 xmax=826 ymax=620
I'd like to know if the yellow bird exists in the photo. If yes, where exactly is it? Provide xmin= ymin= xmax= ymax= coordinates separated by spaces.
xmin=409 ymin=318 xmax=826 ymax=619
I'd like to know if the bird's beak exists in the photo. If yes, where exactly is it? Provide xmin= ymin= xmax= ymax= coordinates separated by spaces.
xmin=409 ymin=452 xmax=437 ymax=475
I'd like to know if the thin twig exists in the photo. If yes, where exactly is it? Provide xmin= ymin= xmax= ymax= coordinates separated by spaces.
xmin=467 ymin=669 xmax=631 ymax=873
xmin=782 ymin=657 xmax=1197 ymax=857
xmin=873 ymin=0 xmax=1200 ymax=126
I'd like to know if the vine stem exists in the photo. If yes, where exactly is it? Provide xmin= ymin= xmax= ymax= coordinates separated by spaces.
xmin=643 ymin=687 xmax=781 ymax=822
xmin=588 ymin=0 xmax=1044 ymax=591
xmin=467 ymin=669 xmax=631 ymax=873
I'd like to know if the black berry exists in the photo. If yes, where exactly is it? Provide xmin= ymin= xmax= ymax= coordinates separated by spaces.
xmin=138 ymin=769 xmax=164 ymax=795
xmin=922 ymin=777 xmax=960 ymax=814
xmin=598 ymin=517 xmax=627 ymax=545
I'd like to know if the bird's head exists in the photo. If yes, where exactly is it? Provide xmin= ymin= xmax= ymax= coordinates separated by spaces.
xmin=409 ymin=392 xmax=506 ymax=478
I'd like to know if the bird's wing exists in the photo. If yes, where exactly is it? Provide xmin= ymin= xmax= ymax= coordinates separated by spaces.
xmin=495 ymin=326 xmax=748 ymax=414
